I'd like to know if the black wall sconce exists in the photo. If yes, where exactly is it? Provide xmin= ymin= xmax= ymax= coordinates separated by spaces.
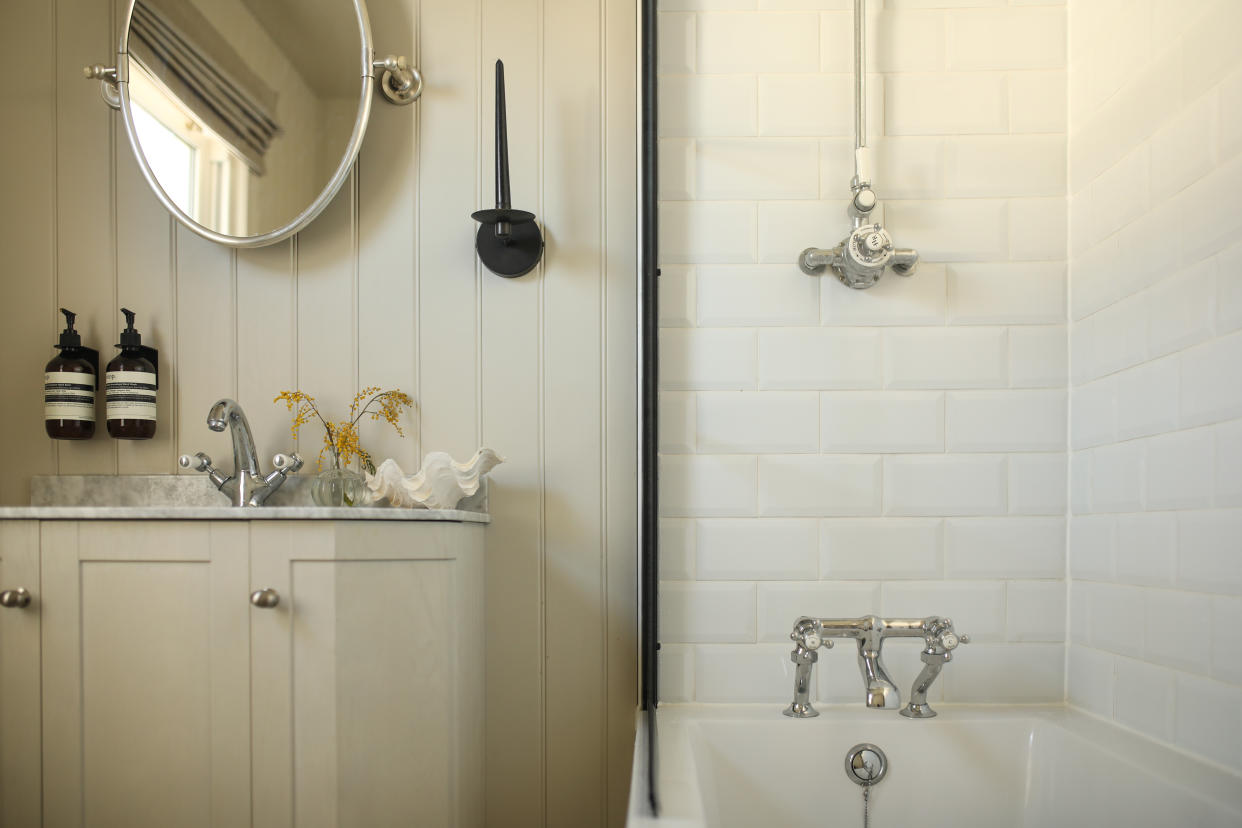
xmin=472 ymin=60 xmax=544 ymax=278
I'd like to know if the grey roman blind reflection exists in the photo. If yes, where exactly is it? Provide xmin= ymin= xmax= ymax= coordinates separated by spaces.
xmin=129 ymin=0 xmax=279 ymax=173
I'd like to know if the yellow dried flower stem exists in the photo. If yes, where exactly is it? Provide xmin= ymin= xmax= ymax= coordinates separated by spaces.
xmin=276 ymin=387 xmax=414 ymax=474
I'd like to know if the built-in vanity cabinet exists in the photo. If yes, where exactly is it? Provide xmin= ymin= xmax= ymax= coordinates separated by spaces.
xmin=0 ymin=522 xmax=41 ymax=827
xmin=0 ymin=518 xmax=484 ymax=828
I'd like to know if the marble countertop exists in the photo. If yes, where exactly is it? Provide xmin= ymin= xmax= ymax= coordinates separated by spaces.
xmin=2 ymin=475 xmax=491 ymax=523
xmin=0 ymin=505 xmax=489 ymax=522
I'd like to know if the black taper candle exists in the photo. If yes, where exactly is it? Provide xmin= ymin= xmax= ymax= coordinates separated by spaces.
xmin=495 ymin=60 xmax=511 ymax=211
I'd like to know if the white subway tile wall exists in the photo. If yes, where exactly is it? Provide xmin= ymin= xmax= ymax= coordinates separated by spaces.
xmin=1068 ymin=0 xmax=1242 ymax=773
xmin=657 ymin=0 xmax=1069 ymax=712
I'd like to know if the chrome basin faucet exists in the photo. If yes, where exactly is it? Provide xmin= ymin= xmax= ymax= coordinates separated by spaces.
xmin=179 ymin=398 xmax=303 ymax=507
xmin=783 ymin=615 xmax=969 ymax=719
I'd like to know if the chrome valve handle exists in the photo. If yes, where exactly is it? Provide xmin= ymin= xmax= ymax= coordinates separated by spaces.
xmin=928 ymin=617 xmax=970 ymax=652
xmin=179 ymin=452 xmax=212 ymax=472
xmin=940 ymin=630 xmax=970 ymax=650
xmin=0 ymin=588 xmax=31 ymax=609
xmin=250 ymin=588 xmax=280 ymax=609
xmin=271 ymin=453 xmax=304 ymax=473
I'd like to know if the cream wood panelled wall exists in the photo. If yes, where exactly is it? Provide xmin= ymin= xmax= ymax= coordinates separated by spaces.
xmin=0 ymin=0 xmax=638 ymax=823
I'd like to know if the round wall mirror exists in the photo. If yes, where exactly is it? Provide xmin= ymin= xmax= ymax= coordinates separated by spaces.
xmin=113 ymin=0 xmax=401 ymax=247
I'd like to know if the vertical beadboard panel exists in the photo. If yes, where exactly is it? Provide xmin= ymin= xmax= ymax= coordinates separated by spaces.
xmin=114 ymin=123 xmax=177 ymax=474
xmin=174 ymin=228 xmax=235 ymax=465
xmin=236 ymin=243 xmax=296 ymax=459
xmin=295 ymin=173 xmax=358 ymax=467
xmin=6 ymin=1 xmax=640 ymax=820
xmin=417 ymin=0 xmax=479 ymax=460
xmin=55 ymin=0 xmax=117 ymax=474
xmin=479 ymin=0 xmax=545 ymax=823
xmin=110 ymin=0 xmax=169 ymax=472
xmin=0 ymin=0 xmax=56 ymax=504
xmin=602 ymin=0 xmax=639 ymax=821
xmin=357 ymin=0 xmax=420 ymax=471
xmin=542 ymin=0 xmax=607 ymax=822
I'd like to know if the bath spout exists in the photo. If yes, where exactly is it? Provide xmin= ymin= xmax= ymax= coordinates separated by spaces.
xmin=858 ymin=638 xmax=901 ymax=710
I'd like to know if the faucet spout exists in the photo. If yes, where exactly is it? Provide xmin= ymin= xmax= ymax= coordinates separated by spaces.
xmin=858 ymin=638 xmax=900 ymax=710
xmin=207 ymin=398 xmax=261 ymax=477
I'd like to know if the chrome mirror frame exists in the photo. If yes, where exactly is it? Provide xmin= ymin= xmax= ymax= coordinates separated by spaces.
xmin=96 ymin=0 xmax=420 ymax=248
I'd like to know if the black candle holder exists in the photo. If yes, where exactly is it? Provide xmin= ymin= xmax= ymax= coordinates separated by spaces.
xmin=472 ymin=60 xmax=544 ymax=278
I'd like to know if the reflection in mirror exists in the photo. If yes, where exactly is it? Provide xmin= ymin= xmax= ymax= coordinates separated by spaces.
xmin=124 ymin=0 xmax=364 ymax=240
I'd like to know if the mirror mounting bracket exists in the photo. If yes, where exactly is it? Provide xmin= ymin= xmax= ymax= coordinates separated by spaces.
xmin=82 ymin=64 xmax=121 ymax=110
xmin=372 ymin=55 xmax=423 ymax=105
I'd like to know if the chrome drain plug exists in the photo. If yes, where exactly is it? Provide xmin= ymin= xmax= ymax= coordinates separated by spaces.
xmin=844 ymin=743 xmax=888 ymax=786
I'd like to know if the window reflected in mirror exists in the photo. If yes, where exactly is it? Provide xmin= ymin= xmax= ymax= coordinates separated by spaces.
xmin=129 ymin=63 xmax=249 ymax=235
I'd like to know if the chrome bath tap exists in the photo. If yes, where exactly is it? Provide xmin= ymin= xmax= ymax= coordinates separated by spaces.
xmin=783 ymin=615 xmax=969 ymax=719
xmin=179 ymin=398 xmax=303 ymax=507
xmin=901 ymin=616 xmax=969 ymax=719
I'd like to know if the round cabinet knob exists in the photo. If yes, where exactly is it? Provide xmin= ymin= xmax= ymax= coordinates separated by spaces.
xmin=0 ymin=588 xmax=32 ymax=609
xmin=250 ymin=588 xmax=280 ymax=609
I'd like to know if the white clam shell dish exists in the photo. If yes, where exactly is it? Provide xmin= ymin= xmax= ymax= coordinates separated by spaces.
xmin=365 ymin=448 xmax=504 ymax=510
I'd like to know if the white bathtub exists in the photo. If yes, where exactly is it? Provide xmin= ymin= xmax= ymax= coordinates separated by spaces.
xmin=628 ymin=705 xmax=1242 ymax=827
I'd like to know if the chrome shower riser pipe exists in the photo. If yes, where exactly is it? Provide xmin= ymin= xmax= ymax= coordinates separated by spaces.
xmin=799 ymin=0 xmax=919 ymax=289
xmin=855 ymin=0 xmax=866 ymax=153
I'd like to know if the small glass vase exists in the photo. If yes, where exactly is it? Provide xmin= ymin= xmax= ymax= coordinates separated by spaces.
xmin=312 ymin=457 xmax=367 ymax=507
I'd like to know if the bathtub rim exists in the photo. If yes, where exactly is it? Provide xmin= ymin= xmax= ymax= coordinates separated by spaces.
xmin=628 ymin=703 xmax=1242 ymax=827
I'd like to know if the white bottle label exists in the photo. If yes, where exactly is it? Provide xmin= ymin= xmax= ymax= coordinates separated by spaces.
xmin=106 ymin=371 xmax=158 ymax=422
xmin=45 ymin=371 xmax=96 ymax=422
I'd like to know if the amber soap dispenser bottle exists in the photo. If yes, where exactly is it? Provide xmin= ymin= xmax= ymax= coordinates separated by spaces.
xmin=45 ymin=308 xmax=98 ymax=440
xmin=105 ymin=308 xmax=158 ymax=440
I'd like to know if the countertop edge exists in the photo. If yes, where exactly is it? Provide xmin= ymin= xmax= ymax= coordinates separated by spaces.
xmin=0 ymin=506 xmax=490 ymax=523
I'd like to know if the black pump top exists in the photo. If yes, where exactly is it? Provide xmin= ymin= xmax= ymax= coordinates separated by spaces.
xmin=118 ymin=307 xmax=143 ymax=349
xmin=57 ymin=307 xmax=82 ymax=349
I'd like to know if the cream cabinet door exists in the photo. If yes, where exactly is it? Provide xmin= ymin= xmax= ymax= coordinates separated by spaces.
xmin=0 ymin=521 xmax=41 ymax=828
xmin=250 ymin=522 xmax=485 ymax=828
xmin=40 ymin=521 xmax=252 ymax=828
